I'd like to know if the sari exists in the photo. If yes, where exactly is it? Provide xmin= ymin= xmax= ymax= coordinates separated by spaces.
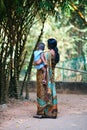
xmin=36 ymin=50 xmax=58 ymax=118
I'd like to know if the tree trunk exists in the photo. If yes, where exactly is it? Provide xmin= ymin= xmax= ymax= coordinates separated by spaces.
xmin=21 ymin=18 xmax=46 ymax=99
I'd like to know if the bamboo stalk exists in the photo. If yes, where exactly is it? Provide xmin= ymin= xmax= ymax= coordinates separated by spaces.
xmin=56 ymin=66 xmax=87 ymax=74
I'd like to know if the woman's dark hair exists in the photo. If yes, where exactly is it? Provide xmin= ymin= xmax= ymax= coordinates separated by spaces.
xmin=47 ymin=38 xmax=60 ymax=64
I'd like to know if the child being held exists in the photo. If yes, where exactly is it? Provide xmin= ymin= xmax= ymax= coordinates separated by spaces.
xmin=34 ymin=42 xmax=47 ymax=85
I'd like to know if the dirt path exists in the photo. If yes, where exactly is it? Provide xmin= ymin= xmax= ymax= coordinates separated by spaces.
xmin=0 ymin=93 xmax=87 ymax=130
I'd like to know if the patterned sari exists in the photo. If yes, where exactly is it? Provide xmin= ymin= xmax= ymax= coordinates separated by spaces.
xmin=36 ymin=50 xmax=58 ymax=118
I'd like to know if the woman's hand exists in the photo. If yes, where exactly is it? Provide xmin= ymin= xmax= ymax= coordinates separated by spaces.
xmin=34 ymin=59 xmax=42 ymax=65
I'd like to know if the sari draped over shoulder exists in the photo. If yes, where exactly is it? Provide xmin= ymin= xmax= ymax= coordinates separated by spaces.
xmin=36 ymin=50 xmax=58 ymax=118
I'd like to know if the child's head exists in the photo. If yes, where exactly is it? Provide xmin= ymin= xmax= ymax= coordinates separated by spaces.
xmin=38 ymin=42 xmax=45 ymax=50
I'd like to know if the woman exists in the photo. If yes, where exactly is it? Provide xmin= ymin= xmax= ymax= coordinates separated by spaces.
xmin=34 ymin=38 xmax=59 ymax=118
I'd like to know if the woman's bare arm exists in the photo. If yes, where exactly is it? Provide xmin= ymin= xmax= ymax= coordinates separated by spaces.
xmin=34 ymin=58 xmax=42 ymax=65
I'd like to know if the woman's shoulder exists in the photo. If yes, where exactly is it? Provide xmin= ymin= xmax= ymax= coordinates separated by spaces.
xmin=44 ymin=49 xmax=56 ymax=58
xmin=50 ymin=49 xmax=55 ymax=57
xmin=44 ymin=49 xmax=51 ymax=56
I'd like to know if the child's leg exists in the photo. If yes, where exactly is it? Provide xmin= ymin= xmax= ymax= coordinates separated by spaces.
xmin=41 ymin=67 xmax=46 ymax=84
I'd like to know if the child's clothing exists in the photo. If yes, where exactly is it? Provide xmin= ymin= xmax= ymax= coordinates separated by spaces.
xmin=34 ymin=49 xmax=47 ymax=85
xmin=34 ymin=50 xmax=45 ymax=70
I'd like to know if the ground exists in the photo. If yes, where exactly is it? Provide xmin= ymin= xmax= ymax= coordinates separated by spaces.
xmin=0 ymin=92 xmax=87 ymax=130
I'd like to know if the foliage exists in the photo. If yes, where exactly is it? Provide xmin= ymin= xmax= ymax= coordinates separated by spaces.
xmin=0 ymin=0 xmax=87 ymax=103
xmin=0 ymin=0 xmax=40 ymax=102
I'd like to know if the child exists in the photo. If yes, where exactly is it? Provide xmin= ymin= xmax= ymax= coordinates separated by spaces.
xmin=34 ymin=42 xmax=47 ymax=85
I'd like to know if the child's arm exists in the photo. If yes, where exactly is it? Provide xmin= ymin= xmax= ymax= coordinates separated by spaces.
xmin=41 ymin=53 xmax=47 ymax=65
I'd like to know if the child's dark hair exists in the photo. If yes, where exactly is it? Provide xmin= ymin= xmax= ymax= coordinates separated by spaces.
xmin=38 ymin=42 xmax=45 ymax=50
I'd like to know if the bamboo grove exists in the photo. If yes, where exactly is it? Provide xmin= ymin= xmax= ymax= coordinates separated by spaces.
xmin=0 ymin=0 xmax=87 ymax=104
